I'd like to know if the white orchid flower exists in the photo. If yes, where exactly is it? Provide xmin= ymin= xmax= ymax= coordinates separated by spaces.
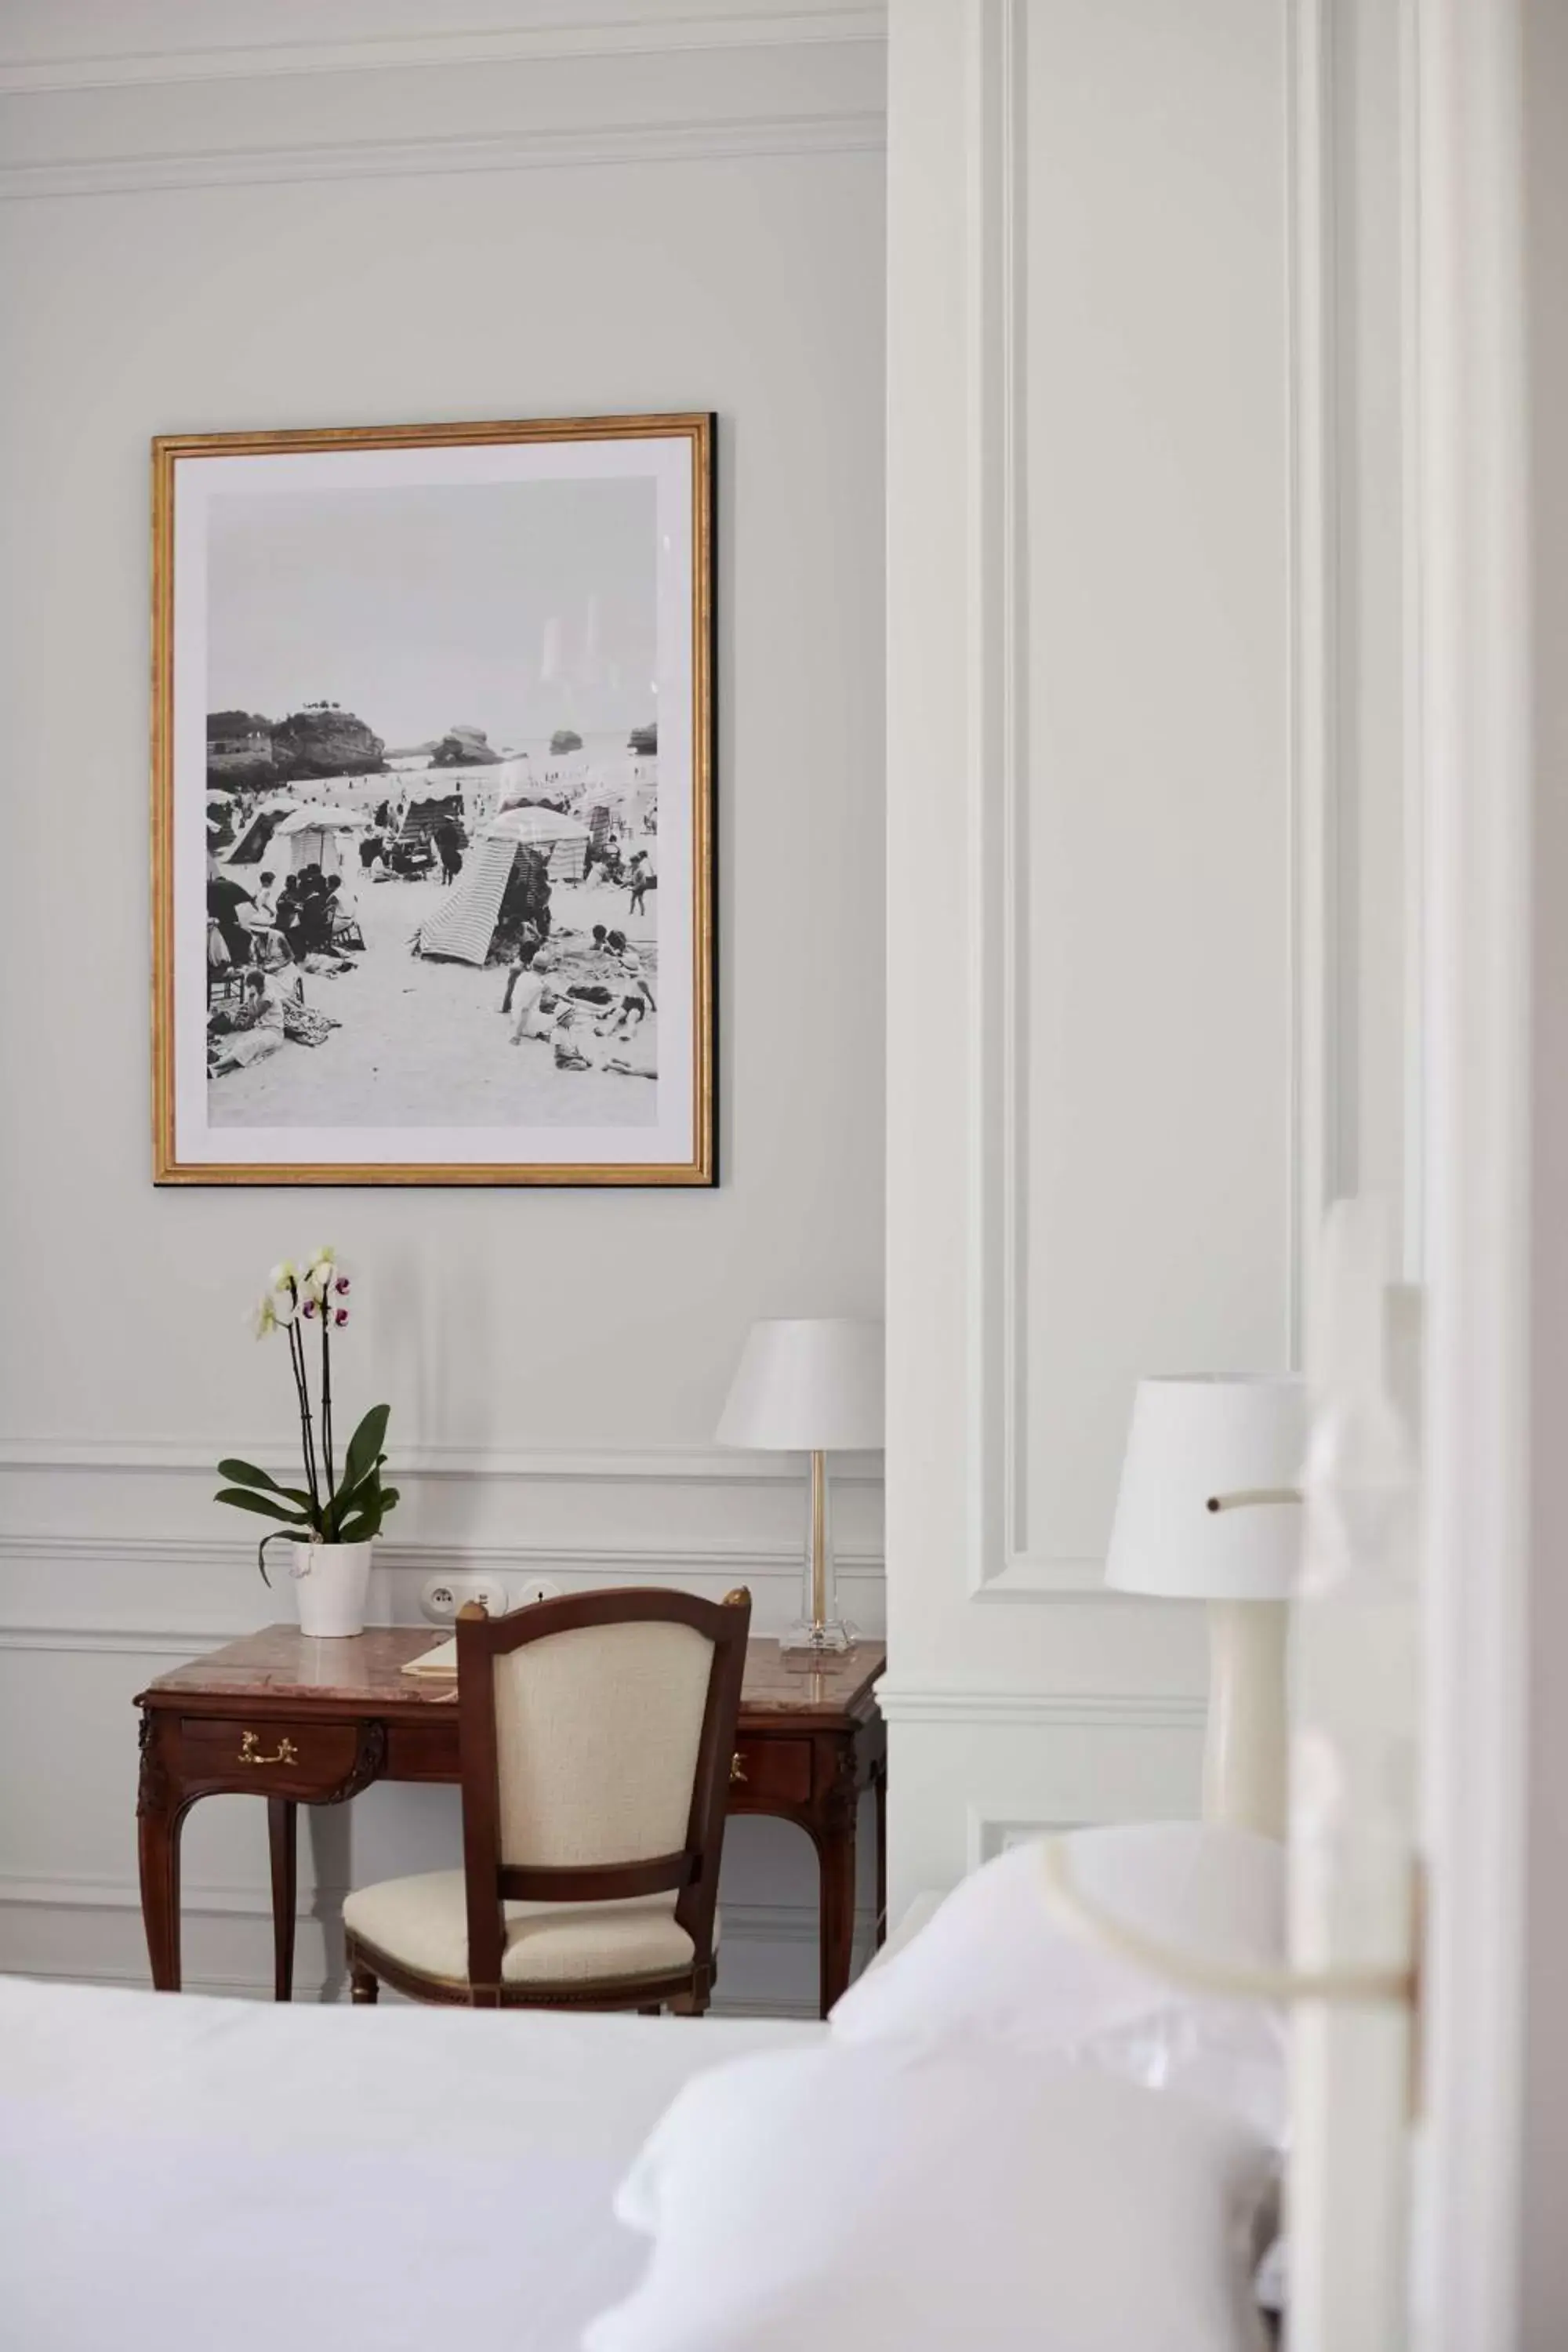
xmin=273 ymin=1290 xmax=297 ymax=1326
xmin=269 ymin=1260 xmax=296 ymax=1292
xmin=249 ymin=1294 xmax=278 ymax=1340
xmin=298 ymin=1246 xmax=334 ymax=1298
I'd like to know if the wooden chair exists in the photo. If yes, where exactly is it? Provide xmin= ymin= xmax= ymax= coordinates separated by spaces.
xmin=342 ymin=1586 xmax=751 ymax=2013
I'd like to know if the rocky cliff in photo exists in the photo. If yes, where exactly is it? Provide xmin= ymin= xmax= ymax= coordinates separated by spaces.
xmin=205 ymin=706 xmax=387 ymax=790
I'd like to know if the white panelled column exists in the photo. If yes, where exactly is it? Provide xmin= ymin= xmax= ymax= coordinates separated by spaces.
xmin=884 ymin=0 xmax=1328 ymax=1915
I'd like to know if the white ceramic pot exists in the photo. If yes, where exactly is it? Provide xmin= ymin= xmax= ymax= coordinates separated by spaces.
xmin=289 ymin=1538 xmax=373 ymax=1639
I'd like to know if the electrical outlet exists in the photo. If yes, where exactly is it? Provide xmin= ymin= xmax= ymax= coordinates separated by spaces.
xmin=514 ymin=1576 xmax=562 ymax=1608
xmin=419 ymin=1574 xmax=512 ymax=1624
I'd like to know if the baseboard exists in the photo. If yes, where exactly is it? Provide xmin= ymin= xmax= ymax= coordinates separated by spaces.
xmin=1 ymin=1958 xmax=829 ymax=2020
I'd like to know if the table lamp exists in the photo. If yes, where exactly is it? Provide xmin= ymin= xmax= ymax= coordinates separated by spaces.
xmin=1105 ymin=1374 xmax=1308 ymax=1839
xmin=716 ymin=1318 xmax=884 ymax=1658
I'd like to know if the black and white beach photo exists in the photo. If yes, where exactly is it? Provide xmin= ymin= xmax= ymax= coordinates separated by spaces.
xmin=154 ymin=417 xmax=714 ymax=1185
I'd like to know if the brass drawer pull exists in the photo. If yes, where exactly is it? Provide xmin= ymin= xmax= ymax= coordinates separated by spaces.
xmin=729 ymin=1750 xmax=748 ymax=1785
xmin=238 ymin=1731 xmax=299 ymax=1768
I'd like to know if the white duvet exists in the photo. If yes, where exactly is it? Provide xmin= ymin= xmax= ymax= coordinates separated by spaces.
xmin=0 ymin=1977 xmax=821 ymax=2352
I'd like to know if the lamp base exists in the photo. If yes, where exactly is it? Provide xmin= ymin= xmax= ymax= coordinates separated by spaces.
xmin=1203 ymin=1599 xmax=1289 ymax=1841
xmin=779 ymin=1616 xmax=858 ymax=1661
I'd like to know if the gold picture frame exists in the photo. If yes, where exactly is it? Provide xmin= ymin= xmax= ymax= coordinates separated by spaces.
xmin=152 ymin=412 xmax=714 ymax=1185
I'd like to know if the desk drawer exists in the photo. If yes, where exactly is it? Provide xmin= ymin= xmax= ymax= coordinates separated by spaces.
xmin=180 ymin=1715 xmax=363 ymax=1796
xmin=728 ymin=1736 xmax=811 ymax=1807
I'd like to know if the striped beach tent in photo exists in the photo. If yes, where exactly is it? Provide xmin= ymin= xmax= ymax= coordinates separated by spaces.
xmin=412 ymin=833 xmax=516 ymax=965
xmin=412 ymin=808 xmax=590 ymax=965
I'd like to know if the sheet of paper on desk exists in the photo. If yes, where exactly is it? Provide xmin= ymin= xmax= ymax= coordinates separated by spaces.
xmin=400 ymin=1637 xmax=458 ymax=1679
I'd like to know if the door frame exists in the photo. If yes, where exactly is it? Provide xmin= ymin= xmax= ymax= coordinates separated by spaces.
xmin=1412 ymin=0 xmax=1532 ymax=2343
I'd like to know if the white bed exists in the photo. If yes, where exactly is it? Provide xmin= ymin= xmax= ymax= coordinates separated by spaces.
xmin=2 ymin=1842 xmax=1287 ymax=2351
xmin=0 ymin=1977 xmax=822 ymax=2352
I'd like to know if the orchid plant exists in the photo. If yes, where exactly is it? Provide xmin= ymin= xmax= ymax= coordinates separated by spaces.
xmin=216 ymin=1247 xmax=399 ymax=1581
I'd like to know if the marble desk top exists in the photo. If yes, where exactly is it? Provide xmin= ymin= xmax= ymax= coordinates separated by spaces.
xmin=141 ymin=1626 xmax=887 ymax=1723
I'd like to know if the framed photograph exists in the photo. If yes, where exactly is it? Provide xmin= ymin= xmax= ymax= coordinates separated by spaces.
xmin=152 ymin=412 xmax=714 ymax=1185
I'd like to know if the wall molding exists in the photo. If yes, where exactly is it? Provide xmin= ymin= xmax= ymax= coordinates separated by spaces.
xmin=0 ymin=6 xmax=888 ymax=98
xmin=0 ymin=1531 xmax=883 ymax=1580
xmin=964 ymin=0 xmax=1335 ymax=1599
xmin=965 ymin=1807 xmax=1082 ymax=1869
xmin=0 ymin=1624 xmax=244 ymax=1657
xmin=0 ymin=1883 xmax=872 ymax=2019
xmin=1286 ymin=0 xmax=1339 ymax=1367
xmin=0 ymin=1871 xmax=871 ymax=1943
xmin=0 ymin=1437 xmax=881 ymax=1486
xmin=966 ymin=0 xmax=1046 ymax=1595
xmin=0 ymin=110 xmax=887 ymax=204
xmin=877 ymin=1683 xmax=1204 ymax=1731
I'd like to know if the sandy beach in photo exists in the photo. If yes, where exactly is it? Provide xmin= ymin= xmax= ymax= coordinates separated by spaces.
xmin=210 ymin=868 xmax=659 ymax=1130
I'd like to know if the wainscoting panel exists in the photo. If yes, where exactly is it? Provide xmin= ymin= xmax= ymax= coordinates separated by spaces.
xmin=0 ymin=1451 xmax=883 ymax=2013
xmin=881 ymin=1690 xmax=1207 ymax=1904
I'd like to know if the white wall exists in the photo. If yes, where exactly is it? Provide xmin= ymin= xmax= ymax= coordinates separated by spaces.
xmin=882 ymin=0 xmax=1410 ymax=1911
xmin=0 ymin=2 xmax=886 ymax=2011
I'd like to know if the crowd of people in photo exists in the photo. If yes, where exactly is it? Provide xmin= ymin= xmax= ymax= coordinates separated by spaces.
xmin=580 ymin=833 xmax=656 ymax=913
xmin=499 ymin=921 xmax=657 ymax=1082
xmin=208 ymin=862 xmax=361 ymax=974
xmin=204 ymin=759 xmax=660 ymax=1095
xmin=205 ymin=859 xmax=358 ymax=1076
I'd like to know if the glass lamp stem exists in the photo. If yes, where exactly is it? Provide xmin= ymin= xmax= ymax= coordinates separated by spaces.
xmin=782 ymin=1447 xmax=856 ymax=1659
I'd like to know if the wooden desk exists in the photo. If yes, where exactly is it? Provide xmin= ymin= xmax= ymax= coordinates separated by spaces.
xmin=135 ymin=1628 xmax=887 ymax=2018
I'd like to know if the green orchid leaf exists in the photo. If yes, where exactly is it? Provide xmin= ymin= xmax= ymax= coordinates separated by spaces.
xmin=216 ymin=1457 xmax=284 ymax=1493
xmin=333 ymin=1461 xmax=382 ymax=1512
xmin=216 ymin=1461 xmax=316 ymax=1514
xmin=215 ymin=1486 xmax=310 ymax=1525
xmin=322 ymin=1463 xmax=381 ymax=1542
xmin=256 ymin=1528 xmax=301 ymax=1588
xmin=337 ymin=1484 xmax=398 ymax=1546
xmin=341 ymin=1405 xmax=391 ymax=1501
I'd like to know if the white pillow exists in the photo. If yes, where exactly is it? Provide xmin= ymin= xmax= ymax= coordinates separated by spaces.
xmin=585 ymin=2039 xmax=1273 ymax=2352
xmin=830 ymin=1822 xmax=1288 ymax=2143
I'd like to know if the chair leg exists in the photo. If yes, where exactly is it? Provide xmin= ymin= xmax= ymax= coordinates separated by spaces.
xmin=349 ymin=1957 xmax=379 ymax=2005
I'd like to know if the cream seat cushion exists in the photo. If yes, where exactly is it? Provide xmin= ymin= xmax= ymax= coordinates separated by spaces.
xmin=343 ymin=1871 xmax=715 ymax=1989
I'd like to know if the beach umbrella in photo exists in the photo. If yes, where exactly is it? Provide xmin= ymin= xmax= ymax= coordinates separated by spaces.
xmin=274 ymin=802 xmax=367 ymax=876
xmin=484 ymin=804 xmax=590 ymax=880
xmin=223 ymin=793 xmax=301 ymax=866
xmin=583 ymin=777 xmax=655 ymax=834
xmin=484 ymin=804 xmax=590 ymax=848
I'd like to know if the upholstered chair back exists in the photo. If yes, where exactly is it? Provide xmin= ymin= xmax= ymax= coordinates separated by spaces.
xmin=491 ymin=1617 xmax=716 ymax=1869
xmin=452 ymin=1586 xmax=752 ymax=2000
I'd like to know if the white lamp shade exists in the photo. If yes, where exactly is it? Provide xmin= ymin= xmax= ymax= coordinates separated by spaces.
xmin=1105 ymin=1375 xmax=1308 ymax=1599
xmin=716 ymin=1319 xmax=884 ymax=1452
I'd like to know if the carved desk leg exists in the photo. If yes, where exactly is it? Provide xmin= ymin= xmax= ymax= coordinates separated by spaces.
xmin=267 ymin=1798 xmax=297 ymax=2003
xmin=136 ymin=1710 xmax=188 ymax=1993
xmin=815 ymin=1741 xmax=862 ymax=2019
